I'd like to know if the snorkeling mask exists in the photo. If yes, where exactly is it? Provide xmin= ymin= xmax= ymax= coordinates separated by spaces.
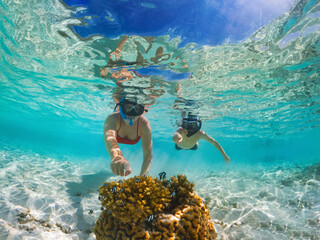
xmin=114 ymin=98 xmax=147 ymax=125
xmin=181 ymin=115 xmax=202 ymax=137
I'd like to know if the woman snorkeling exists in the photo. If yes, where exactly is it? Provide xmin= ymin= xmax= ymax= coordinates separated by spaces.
xmin=104 ymin=98 xmax=152 ymax=176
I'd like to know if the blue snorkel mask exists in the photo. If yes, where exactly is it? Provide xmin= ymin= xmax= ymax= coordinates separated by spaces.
xmin=119 ymin=104 xmax=134 ymax=125
xmin=114 ymin=98 xmax=147 ymax=125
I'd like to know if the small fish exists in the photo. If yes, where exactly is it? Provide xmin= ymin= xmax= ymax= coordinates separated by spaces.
xmin=118 ymin=180 xmax=123 ymax=183
xmin=170 ymin=191 xmax=176 ymax=197
xmin=88 ymin=210 xmax=93 ymax=214
xmin=103 ymin=183 xmax=108 ymax=187
xmin=146 ymin=215 xmax=154 ymax=222
xmin=50 ymin=17 xmax=57 ymax=24
xmin=136 ymin=178 xmax=141 ymax=183
xmin=120 ymin=201 xmax=124 ymax=205
xmin=111 ymin=186 xmax=117 ymax=193
xmin=159 ymin=172 xmax=166 ymax=180
xmin=101 ymin=207 xmax=105 ymax=211
xmin=120 ymin=188 xmax=123 ymax=193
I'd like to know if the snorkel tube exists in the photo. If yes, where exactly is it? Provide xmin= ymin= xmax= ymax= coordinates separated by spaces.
xmin=119 ymin=105 xmax=134 ymax=125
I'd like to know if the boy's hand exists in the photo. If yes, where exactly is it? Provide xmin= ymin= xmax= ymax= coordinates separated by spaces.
xmin=223 ymin=155 xmax=231 ymax=164
xmin=173 ymin=134 xmax=183 ymax=143
xmin=110 ymin=155 xmax=132 ymax=176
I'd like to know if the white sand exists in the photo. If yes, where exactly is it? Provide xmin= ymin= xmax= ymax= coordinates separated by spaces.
xmin=191 ymin=164 xmax=320 ymax=240
xmin=0 ymin=146 xmax=319 ymax=240
xmin=0 ymin=147 xmax=105 ymax=240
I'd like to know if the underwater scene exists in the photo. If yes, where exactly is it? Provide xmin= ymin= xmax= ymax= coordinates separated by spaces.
xmin=0 ymin=0 xmax=320 ymax=239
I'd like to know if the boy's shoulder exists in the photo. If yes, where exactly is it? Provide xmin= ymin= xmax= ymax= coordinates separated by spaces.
xmin=197 ymin=130 xmax=208 ymax=139
xmin=197 ymin=130 xmax=205 ymax=135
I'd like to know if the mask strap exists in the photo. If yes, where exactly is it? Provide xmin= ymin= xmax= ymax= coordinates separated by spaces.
xmin=114 ymin=98 xmax=125 ymax=112
xmin=114 ymin=103 xmax=119 ymax=112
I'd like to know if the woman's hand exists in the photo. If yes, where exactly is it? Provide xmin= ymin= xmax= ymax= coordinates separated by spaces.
xmin=110 ymin=48 xmax=122 ymax=61
xmin=110 ymin=155 xmax=132 ymax=176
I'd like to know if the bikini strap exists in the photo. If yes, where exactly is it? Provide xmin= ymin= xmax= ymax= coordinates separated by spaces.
xmin=137 ymin=117 xmax=140 ymax=137
xmin=117 ymin=116 xmax=122 ymax=132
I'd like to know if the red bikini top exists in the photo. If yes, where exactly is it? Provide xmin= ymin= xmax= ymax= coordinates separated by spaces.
xmin=116 ymin=117 xmax=141 ymax=145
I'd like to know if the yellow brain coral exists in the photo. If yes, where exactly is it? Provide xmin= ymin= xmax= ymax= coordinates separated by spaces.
xmin=94 ymin=174 xmax=217 ymax=240
xmin=98 ymin=175 xmax=171 ymax=224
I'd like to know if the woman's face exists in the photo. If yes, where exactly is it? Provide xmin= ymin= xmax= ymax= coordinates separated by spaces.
xmin=122 ymin=102 xmax=144 ymax=116
xmin=118 ymin=100 xmax=145 ymax=125
xmin=123 ymin=115 xmax=139 ymax=124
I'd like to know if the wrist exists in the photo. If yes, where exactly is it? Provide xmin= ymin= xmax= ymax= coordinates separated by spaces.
xmin=111 ymin=148 xmax=122 ymax=159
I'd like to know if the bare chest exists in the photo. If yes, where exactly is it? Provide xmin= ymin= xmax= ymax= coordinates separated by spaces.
xmin=117 ymin=121 xmax=139 ymax=140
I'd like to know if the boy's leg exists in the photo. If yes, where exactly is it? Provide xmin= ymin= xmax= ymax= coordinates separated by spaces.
xmin=175 ymin=144 xmax=182 ymax=150
xmin=190 ymin=143 xmax=198 ymax=150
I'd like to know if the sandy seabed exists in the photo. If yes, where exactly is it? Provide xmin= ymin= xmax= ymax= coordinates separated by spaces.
xmin=0 ymin=146 xmax=319 ymax=240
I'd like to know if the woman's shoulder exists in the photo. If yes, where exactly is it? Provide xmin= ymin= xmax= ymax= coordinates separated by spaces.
xmin=138 ymin=115 xmax=151 ymax=131
xmin=105 ymin=112 xmax=120 ymax=123
xmin=139 ymin=115 xmax=150 ymax=123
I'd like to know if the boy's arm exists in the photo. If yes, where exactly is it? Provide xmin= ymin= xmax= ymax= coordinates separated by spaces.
xmin=140 ymin=118 xmax=153 ymax=176
xmin=173 ymin=127 xmax=183 ymax=143
xmin=200 ymin=131 xmax=230 ymax=164
xmin=104 ymin=114 xmax=131 ymax=176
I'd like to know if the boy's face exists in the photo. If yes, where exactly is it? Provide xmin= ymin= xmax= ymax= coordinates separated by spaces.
xmin=181 ymin=121 xmax=199 ymax=131
xmin=181 ymin=119 xmax=201 ymax=136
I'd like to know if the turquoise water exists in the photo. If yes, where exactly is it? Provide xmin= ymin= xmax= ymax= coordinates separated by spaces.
xmin=0 ymin=0 xmax=320 ymax=239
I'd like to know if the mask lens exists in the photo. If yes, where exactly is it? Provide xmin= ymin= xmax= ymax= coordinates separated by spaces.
xmin=190 ymin=122 xmax=199 ymax=128
xmin=123 ymin=103 xmax=144 ymax=116
xmin=181 ymin=120 xmax=200 ymax=129
xmin=181 ymin=121 xmax=188 ymax=129
xmin=133 ymin=104 xmax=144 ymax=114
xmin=123 ymin=104 xmax=134 ymax=113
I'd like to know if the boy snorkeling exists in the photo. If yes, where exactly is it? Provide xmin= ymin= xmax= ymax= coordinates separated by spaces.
xmin=104 ymin=98 xmax=152 ymax=176
xmin=173 ymin=114 xmax=230 ymax=164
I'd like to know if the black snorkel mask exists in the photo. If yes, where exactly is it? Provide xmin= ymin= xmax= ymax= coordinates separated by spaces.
xmin=181 ymin=116 xmax=202 ymax=137
xmin=114 ymin=98 xmax=147 ymax=125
